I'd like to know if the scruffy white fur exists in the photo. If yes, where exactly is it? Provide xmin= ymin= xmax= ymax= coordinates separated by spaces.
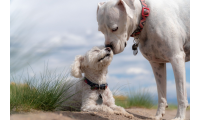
xmin=66 ymin=46 xmax=133 ymax=118
xmin=97 ymin=0 xmax=190 ymax=120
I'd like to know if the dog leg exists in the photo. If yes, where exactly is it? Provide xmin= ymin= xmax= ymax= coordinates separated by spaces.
xmin=170 ymin=53 xmax=188 ymax=120
xmin=110 ymin=105 xmax=134 ymax=119
xmin=150 ymin=62 xmax=168 ymax=120
xmin=81 ymin=104 xmax=115 ymax=114
xmin=103 ymin=88 xmax=134 ymax=119
xmin=81 ymin=99 xmax=114 ymax=114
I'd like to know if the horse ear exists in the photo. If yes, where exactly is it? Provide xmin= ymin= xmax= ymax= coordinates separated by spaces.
xmin=71 ymin=55 xmax=84 ymax=78
xmin=116 ymin=0 xmax=134 ymax=18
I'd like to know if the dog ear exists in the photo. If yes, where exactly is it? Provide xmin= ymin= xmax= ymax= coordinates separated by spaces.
xmin=71 ymin=55 xmax=84 ymax=78
xmin=116 ymin=0 xmax=134 ymax=19
xmin=97 ymin=2 xmax=105 ymax=15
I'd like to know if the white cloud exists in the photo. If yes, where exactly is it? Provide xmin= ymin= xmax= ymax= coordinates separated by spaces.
xmin=50 ymin=33 xmax=88 ymax=47
xmin=126 ymin=67 xmax=150 ymax=75
xmin=86 ymin=29 xmax=92 ymax=35
xmin=106 ymin=75 xmax=156 ymax=92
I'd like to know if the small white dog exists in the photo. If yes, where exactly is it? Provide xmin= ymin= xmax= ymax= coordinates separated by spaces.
xmin=66 ymin=46 xmax=133 ymax=118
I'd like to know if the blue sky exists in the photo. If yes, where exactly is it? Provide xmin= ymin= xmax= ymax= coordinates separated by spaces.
xmin=10 ymin=0 xmax=190 ymax=104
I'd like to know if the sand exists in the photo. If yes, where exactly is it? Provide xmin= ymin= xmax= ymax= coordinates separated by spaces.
xmin=10 ymin=108 xmax=190 ymax=120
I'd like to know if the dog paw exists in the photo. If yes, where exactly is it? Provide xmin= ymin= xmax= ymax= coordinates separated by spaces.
xmin=154 ymin=112 xmax=165 ymax=120
xmin=171 ymin=118 xmax=184 ymax=120
xmin=113 ymin=111 xmax=133 ymax=119
xmin=171 ymin=104 xmax=186 ymax=120
xmin=154 ymin=103 xmax=167 ymax=120
xmin=106 ymin=108 xmax=115 ymax=114
xmin=114 ymin=111 xmax=122 ymax=115
xmin=124 ymin=112 xmax=134 ymax=119
xmin=154 ymin=115 xmax=162 ymax=120
xmin=155 ymin=112 xmax=166 ymax=120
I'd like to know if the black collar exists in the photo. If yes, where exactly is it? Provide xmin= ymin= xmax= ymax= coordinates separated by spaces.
xmin=84 ymin=77 xmax=108 ymax=90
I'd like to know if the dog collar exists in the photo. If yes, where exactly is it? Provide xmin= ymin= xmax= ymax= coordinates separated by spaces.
xmin=84 ymin=77 xmax=108 ymax=90
xmin=130 ymin=0 xmax=150 ymax=37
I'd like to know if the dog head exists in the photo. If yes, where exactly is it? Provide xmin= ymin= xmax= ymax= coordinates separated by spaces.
xmin=97 ymin=0 xmax=140 ymax=54
xmin=71 ymin=46 xmax=113 ymax=78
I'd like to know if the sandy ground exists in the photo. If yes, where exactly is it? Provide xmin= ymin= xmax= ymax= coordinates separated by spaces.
xmin=10 ymin=108 xmax=190 ymax=120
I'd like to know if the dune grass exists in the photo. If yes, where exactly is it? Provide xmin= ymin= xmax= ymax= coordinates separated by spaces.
xmin=115 ymin=93 xmax=190 ymax=110
xmin=114 ymin=88 xmax=155 ymax=109
xmin=10 ymin=70 xmax=156 ymax=112
xmin=10 ymin=66 xmax=77 ymax=112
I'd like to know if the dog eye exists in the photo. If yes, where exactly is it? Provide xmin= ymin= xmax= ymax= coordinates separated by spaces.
xmin=112 ymin=27 xmax=118 ymax=32
xmin=94 ymin=50 xmax=99 ymax=52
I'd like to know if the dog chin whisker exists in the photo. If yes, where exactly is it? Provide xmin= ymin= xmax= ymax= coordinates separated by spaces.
xmin=98 ymin=54 xmax=110 ymax=62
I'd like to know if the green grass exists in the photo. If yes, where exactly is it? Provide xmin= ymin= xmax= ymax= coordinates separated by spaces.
xmin=114 ymin=91 xmax=190 ymax=110
xmin=114 ymin=88 xmax=155 ymax=109
xmin=10 ymin=66 xmax=78 ymax=112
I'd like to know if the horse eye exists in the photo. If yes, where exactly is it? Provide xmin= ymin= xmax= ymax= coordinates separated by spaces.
xmin=112 ymin=27 xmax=118 ymax=32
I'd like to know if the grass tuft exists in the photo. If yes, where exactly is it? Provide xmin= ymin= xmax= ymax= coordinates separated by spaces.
xmin=10 ymin=66 xmax=76 ymax=112
xmin=127 ymin=89 xmax=155 ymax=108
xmin=114 ymin=88 xmax=155 ymax=109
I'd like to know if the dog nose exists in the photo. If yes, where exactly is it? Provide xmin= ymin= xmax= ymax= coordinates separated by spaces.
xmin=105 ymin=44 xmax=113 ymax=50
xmin=105 ymin=47 xmax=111 ymax=52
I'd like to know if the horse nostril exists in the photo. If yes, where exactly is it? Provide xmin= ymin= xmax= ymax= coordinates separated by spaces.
xmin=125 ymin=42 xmax=127 ymax=47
